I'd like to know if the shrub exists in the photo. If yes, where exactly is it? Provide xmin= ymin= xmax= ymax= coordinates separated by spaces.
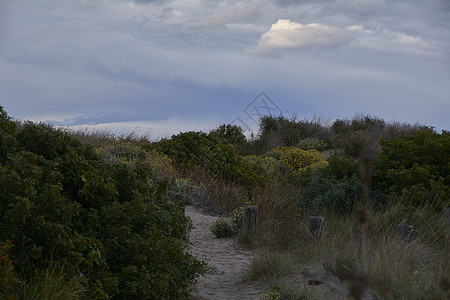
xmin=147 ymin=131 xmax=235 ymax=175
xmin=373 ymin=130 xmax=450 ymax=210
xmin=266 ymin=146 xmax=327 ymax=175
xmin=256 ymin=115 xmax=331 ymax=153
xmin=231 ymin=206 xmax=244 ymax=234
xmin=149 ymin=131 xmax=269 ymax=191
xmin=297 ymin=137 xmax=328 ymax=151
xmin=210 ymin=124 xmax=249 ymax=154
xmin=298 ymin=156 xmax=361 ymax=213
xmin=96 ymin=141 xmax=177 ymax=182
xmin=0 ymin=107 xmax=204 ymax=299
xmin=244 ymin=155 xmax=284 ymax=175
xmin=299 ymin=173 xmax=362 ymax=212
xmin=210 ymin=217 xmax=234 ymax=238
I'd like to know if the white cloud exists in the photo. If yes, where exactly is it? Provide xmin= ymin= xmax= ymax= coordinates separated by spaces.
xmin=251 ymin=19 xmax=355 ymax=53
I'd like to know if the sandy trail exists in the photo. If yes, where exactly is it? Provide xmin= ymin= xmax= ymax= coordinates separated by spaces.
xmin=186 ymin=205 xmax=267 ymax=300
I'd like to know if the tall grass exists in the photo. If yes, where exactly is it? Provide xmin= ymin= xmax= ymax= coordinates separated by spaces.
xmin=241 ymin=177 xmax=448 ymax=299
xmin=243 ymin=251 xmax=299 ymax=281
xmin=17 ymin=262 xmax=86 ymax=300
xmin=252 ymin=180 xmax=303 ymax=248
xmin=67 ymin=128 xmax=152 ymax=147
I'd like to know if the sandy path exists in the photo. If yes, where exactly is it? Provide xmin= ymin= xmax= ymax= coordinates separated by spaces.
xmin=186 ymin=205 xmax=267 ymax=300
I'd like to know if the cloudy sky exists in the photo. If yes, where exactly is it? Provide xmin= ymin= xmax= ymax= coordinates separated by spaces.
xmin=1 ymin=0 xmax=449 ymax=137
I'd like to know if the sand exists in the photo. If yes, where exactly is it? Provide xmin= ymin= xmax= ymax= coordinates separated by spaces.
xmin=186 ymin=205 xmax=268 ymax=300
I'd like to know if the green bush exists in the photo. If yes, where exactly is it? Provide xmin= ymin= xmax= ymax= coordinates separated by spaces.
xmin=297 ymin=137 xmax=328 ymax=151
xmin=0 ymin=107 xmax=204 ymax=299
xmin=210 ymin=217 xmax=234 ymax=238
xmin=96 ymin=141 xmax=177 ymax=183
xmin=230 ymin=205 xmax=244 ymax=234
xmin=210 ymin=124 xmax=249 ymax=154
xmin=148 ymin=131 xmax=268 ymax=190
xmin=147 ymin=131 xmax=231 ymax=174
xmin=373 ymin=130 xmax=449 ymax=210
xmin=299 ymin=156 xmax=362 ymax=212
xmin=266 ymin=146 xmax=327 ymax=175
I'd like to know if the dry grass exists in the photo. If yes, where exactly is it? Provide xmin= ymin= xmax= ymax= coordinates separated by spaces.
xmin=243 ymin=250 xmax=299 ymax=281
xmin=241 ymin=181 xmax=448 ymax=299
xmin=67 ymin=127 xmax=152 ymax=147
xmin=251 ymin=180 xmax=303 ymax=248
xmin=184 ymin=168 xmax=249 ymax=215
xmin=290 ymin=205 xmax=447 ymax=299
xmin=17 ymin=262 xmax=86 ymax=300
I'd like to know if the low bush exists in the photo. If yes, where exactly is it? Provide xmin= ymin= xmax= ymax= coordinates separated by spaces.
xmin=297 ymin=137 xmax=328 ymax=151
xmin=298 ymin=156 xmax=361 ymax=213
xmin=243 ymin=251 xmax=298 ymax=281
xmin=210 ymin=217 xmax=234 ymax=238
xmin=266 ymin=146 xmax=327 ymax=176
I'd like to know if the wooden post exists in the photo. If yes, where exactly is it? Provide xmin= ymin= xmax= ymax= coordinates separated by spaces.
xmin=309 ymin=216 xmax=324 ymax=239
xmin=242 ymin=205 xmax=257 ymax=239
xmin=397 ymin=223 xmax=414 ymax=239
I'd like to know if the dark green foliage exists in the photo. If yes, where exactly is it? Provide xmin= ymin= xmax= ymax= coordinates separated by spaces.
xmin=149 ymin=131 xmax=268 ymax=190
xmin=148 ymin=131 xmax=231 ymax=173
xmin=210 ymin=217 xmax=234 ymax=238
xmin=0 ymin=107 xmax=204 ymax=299
xmin=373 ymin=130 xmax=450 ymax=209
xmin=299 ymin=156 xmax=362 ymax=212
xmin=210 ymin=124 xmax=248 ymax=154
xmin=0 ymin=108 xmax=17 ymax=165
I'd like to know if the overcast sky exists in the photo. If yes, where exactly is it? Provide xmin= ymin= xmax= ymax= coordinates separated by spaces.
xmin=1 ymin=0 xmax=449 ymax=137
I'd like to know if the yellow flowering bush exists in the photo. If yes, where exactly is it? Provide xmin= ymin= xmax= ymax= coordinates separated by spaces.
xmin=230 ymin=201 xmax=252 ymax=234
xmin=263 ymin=286 xmax=281 ymax=300
xmin=266 ymin=146 xmax=327 ymax=174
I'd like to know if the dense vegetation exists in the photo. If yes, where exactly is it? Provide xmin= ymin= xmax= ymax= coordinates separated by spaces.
xmin=0 ymin=107 xmax=203 ymax=299
xmin=1 ymin=106 xmax=448 ymax=299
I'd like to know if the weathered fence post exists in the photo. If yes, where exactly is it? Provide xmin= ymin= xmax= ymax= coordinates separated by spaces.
xmin=309 ymin=216 xmax=324 ymax=239
xmin=397 ymin=223 xmax=414 ymax=239
xmin=242 ymin=205 xmax=257 ymax=240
